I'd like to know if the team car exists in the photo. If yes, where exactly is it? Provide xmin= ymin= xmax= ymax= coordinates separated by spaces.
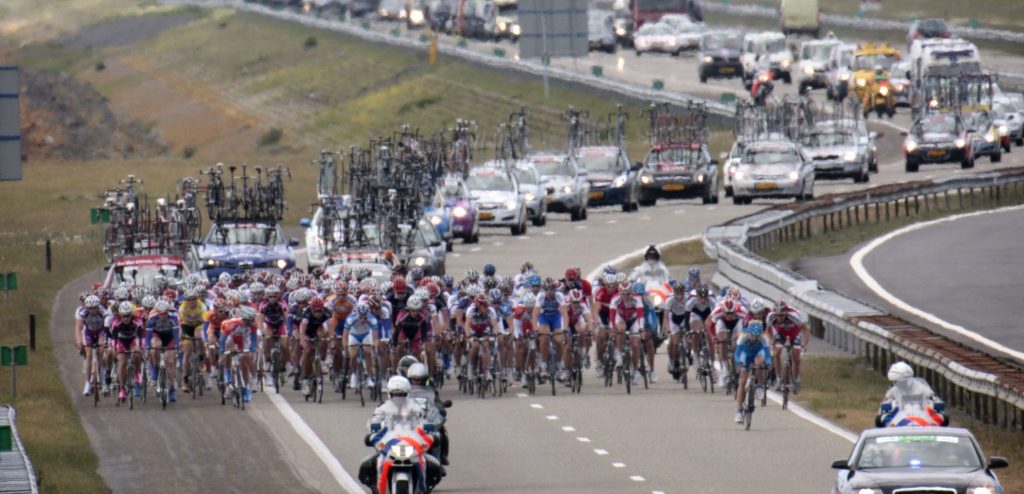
xmin=467 ymin=164 xmax=530 ymax=235
xmin=801 ymin=121 xmax=872 ymax=183
xmin=731 ymin=139 xmax=815 ymax=204
xmin=190 ymin=221 xmax=298 ymax=280
xmin=511 ymin=161 xmax=549 ymax=227
xmin=698 ymin=30 xmax=744 ymax=83
xmin=638 ymin=142 xmax=720 ymax=206
xmin=576 ymin=145 xmax=642 ymax=212
xmin=103 ymin=254 xmax=189 ymax=291
xmin=529 ymin=152 xmax=590 ymax=221
xmin=902 ymin=112 xmax=974 ymax=172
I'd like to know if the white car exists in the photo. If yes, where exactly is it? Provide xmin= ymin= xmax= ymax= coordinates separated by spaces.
xmin=797 ymin=36 xmax=841 ymax=95
xmin=633 ymin=21 xmax=700 ymax=56
xmin=742 ymin=31 xmax=794 ymax=86
xmin=993 ymin=96 xmax=1024 ymax=146
xmin=800 ymin=122 xmax=871 ymax=183
xmin=301 ymin=197 xmax=347 ymax=269
xmin=528 ymin=152 xmax=590 ymax=221
xmin=658 ymin=14 xmax=705 ymax=51
xmin=467 ymin=164 xmax=530 ymax=235
xmin=826 ymin=43 xmax=856 ymax=101
xmin=731 ymin=140 xmax=815 ymax=204
xmin=511 ymin=161 xmax=549 ymax=226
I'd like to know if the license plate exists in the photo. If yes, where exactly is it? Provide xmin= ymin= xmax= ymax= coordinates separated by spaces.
xmin=720 ymin=66 xmax=736 ymax=74
xmin=588 ymin=191 xmax=604 ymax=200
xmin=662 ymin=184 xmax=685 ymax=191
xmin=928 ymin=149 xmax=946 ymax=157
xmin=755 ymin=182 xmax=777 ymax=190
xmin=479 ymin=212 xmax=494 ymax=220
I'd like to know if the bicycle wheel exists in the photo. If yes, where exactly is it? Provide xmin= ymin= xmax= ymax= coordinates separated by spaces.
xmin=623 ymin=349 xmax=632 ymax=395
xmin=127 ymin=362 xmax=135 ymax=410
xmin=257 ymin=353 xmax=265 ymax=394
xmin=745 ymin=379 xmax=755 ymax=431
xmin=357 ymin=361 xmax=366 ymax=408
xmin=271 ymin=349 xmax=281 ymax=395
xmin=782 ymin=364 xmax=791 ymax=410
xmin=698 ymin=350 xmax=708 ymax=393
xmin=639 ymin=346 xmax=649 ymax=391
xmin=235 ymin=363 xmax=244 ymax=410
xmin=573 ymin=350 xmax=583 ymax=394
xmin=220 ymin=364 xmax=227 ymax=406
xmin=92 ymin=355 xmax=101 ymax=407
xmin=317 ymin=363 xmax=325 ymax=404
xmin=159 ymin=367 xmax=168 ymax=410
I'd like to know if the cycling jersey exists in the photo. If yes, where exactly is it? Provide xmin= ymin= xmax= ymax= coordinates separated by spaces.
xmin=767 ymin=308 xmax=804 ymax=345
xmin=259 ymin=299 xmax=289 ymax=336
xmin=535 ymin=291 xmax=565 ymax=330
xmin=567 ymin=301 xmax=590 ymax=327
xmin=734 ymin=325 xmax=772 ymax=370
xmin=560 ymin=278 xmax=593 ymax=298
xmin=685 ymin=295 xmax=716 ymax=322
xmin=178 ymin=300 xmax=207 ymax=328
xmin=146 ymin=313 xmax=179 ymax=349
xmin=301 ymin=309 xmax=333 ymax=339
xmin=204 ymin=310 xmax=230 ymax=342
xmin=327 ymin=293 xmax=356 ymax=324
xmin=110 ymin=317 xmax=144 ymax=353
xmin=76 ymin=306 xmax=111 ymax=345
xmin=220 ymin=318 xmax=257 ymax=352
xmin=394 ymin=309 xmax=432 ymax=351
xmin=609 ymin=294 xmax=644 ymax=323
xmin=465 ymin=305 xmax=497 ymax=336
xmin=344 ymin=313 xmax=378 ymax=345
xmin=511 ymin=304 xmax=534 ymax=338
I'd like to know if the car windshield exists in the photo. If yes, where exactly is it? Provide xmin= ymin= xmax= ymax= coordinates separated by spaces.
xmin=513 ymin=168 xmax=539 ymax=185
xmin=638 ymin=23 xmax=671 ymax=35
xmin=743 ymin=147 xmax=800 ymax=165
xmin=853 ymin=53 xmax=899 ymax=71
xmin=857 ymin=435 xmax=982 ymax=469
xmin=207 ymin=224 xmax=281 ymax=246
xmin=532 ymin=158 xmax=573 ymax=177
xmin=765 ymin=38 xmax=786 ymax=53
xmin=964 ymin=113 xmax=992 ymax=130
xmin=801 ymin=44 xmax=834 ymax=61
xmin=115 ymin=265 xmax=182 ymax=287
xmin=637 ymin=0 xmax=685 ymax=9
xmin=703 ymin=33 xmax=743 ymax=51
xmin=578 ymin=152 xmax=620 ymax=173
xmin=497 ymin=3 xmax=516 ymax=15
xmin=838 ymin=50 xmax=853 ymax=67
xmin=916 ymin=115 xmax=957 ymax=135
xmin=802 ymin=132 xmax=855 ymax=147
xmin=467 ymin=172 xmax=515 ymax=192
xmin=919 ymin=19 xmax=948 ymax=33
xmin=646 ymin=147 xmax=703 ymax=167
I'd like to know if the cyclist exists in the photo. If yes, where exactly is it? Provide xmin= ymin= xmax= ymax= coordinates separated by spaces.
xmin=684 ymin=267 xmax=702 ymax=293
xmin=326 ymin=281 xmax=356 ymax=382
xmin=204 ymin=299 xmax=231 ymax=391
xmin=592 ymin=273 xmax=618 ymax=377
xmin=561 ymin=267 xmax=593 ymax=367
xmin=287 ymin=288 xmax=313 ymax=390
xmin=178 ymin=288 xmax=207 ymax=394
xmin=111 ymin=301 xmax=145 ymax=402
xmin=512 ymin=292 xmax=537 ymax=387
xmin=662 ymin=281 xmax=690 ymax=379
xmin=734 ymin=320 xmax=771 ymax=424
xmin=489 ymin=288 xmax=514 ymax=383
xmin=609 ymin=281 xmax=646 ymax=385
xmin=258 ymin=285 xmax=290 ymax=389
xmin=145 ymin=300 xmax=180 ymax=403
xmin=76 ymin=295 xmax=111 ymax=396
xmin=709 ymin=298 xmax=746 ymax=389
xmin=343 ymin=303 xmax=378 ymax=389
xmin=219 ymin=306 xmax=259 ymax=403
xmin=564 ymin=288 xmax=592 ymax=384
xmin=685 ymin=285 xmax=718 ymax=385
xmin=298 ymin=297 xmax=332 ymax=398
xmin=532 ymin=279 xmax=569 ymax=382
xmin=394 ymin=296 xmax=434 ymax=375
xmin=766 ymin=301 xmax=808 ymax=394
xmin=464 ymin=294 xmax=498 ymax=381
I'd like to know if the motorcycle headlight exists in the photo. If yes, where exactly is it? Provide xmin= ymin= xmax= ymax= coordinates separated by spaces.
xmin=430 ymin=215 xmax=442 ymax=226
xmin=734 ymin=171 xmax=745 ymax=180
xmin=787 ymin=171 xmax=799 ymax=180
xmin=452 ymin=206 xmax=467 ymax=218
xmin=511 ymin=24 xmax=521 ymax=36
xmin=696 ymin=174 xmax=704 ymax=183
xmin=703 ymin=55 xmax=713 ymax=63
xmin=984 ymin=132 xmax=995 ymax=142
xmin=640 ymin=175 xmax=653 ymax=184
xmin=207 ymin=259 xmax=219 ymax=267
xmin=612 ymin=176 xmax=627 ymax=188
xmin=840 ymin=72 xmax=850 ymax=81
xmin=524 ymin=193 xmax=536 ymax=201
xmin=803 ymin=65 xmax=814 ymax=76
xmin=504 ymin=200 xmax=517 ymax=211
xmin=651 ymin=294 xmax=663 ymax=306
xmin=968 ymin=487 xmax=995 ymax=494
xmin=878 ymin=86 xmax=889 ymax=96
xmin=998 ymin=125 xmax=1009 ymax=136
xmin=780 ymin=59 xmax=790 ymax=68
xmin=955 ymin=138 xmax=966 ymax=148
xmin=409 ymin=9 xmax=424 ymax=24
xmin=615 ymin=26 xmax=626 ymax=37
xmin=276 ymin=259 xmax=287 ymax=269
xmin=857 ymin=489 xmax=883 ymax=494
xmin=379 ymin=8 xmax=388 ymax=16
xmin=398 ymin=8 xmax=407 ymax=19
xmin=388 ymin=443 xmax=416 ymax=461
xmin=498 ymin=21 xmax=507 ymax=31
xmin=905 ymin=139 xmax=917 ymax=152
xmin=413 ymin=256 xmax=427 ymax=267
xmin=844 ymin=151 xmax=858 ymax=162
xmin=562 ymin=185 xmax=573 ymax=194
xmin=929 ymin=99 xmax=939 ymax=109
xmin=894 ymin=83 xmax=904 ymax=92
xmin=856 ymin=78 xmax=867 ymax=87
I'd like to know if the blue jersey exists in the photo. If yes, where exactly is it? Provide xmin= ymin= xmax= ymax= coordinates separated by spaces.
xmin=344 ymin=313 xmax=378 ymax=335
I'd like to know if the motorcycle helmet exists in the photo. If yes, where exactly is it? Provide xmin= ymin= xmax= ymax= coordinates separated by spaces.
xmin=643 ymin=245 xmax=660 ymax=262
xmin=407 ymin=363 xmax=429 ymax=383
xmin=386 ymin=376 xmax=412 ymax=396
xmin=887 ymin=361 xmax=913 ymax=382
xmin=397 ymin=356 xmax=419 ymax=377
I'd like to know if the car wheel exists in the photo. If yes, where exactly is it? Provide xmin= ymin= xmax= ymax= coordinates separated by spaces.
xmin=700 ymin=72 xmax=708 ymax=83
xmin=725 ymin=186 xmax=733 ymax=198
xmin=961 ymin=155 xmax=975 ymax=169
xmin=446 ymin=240 xmax=453 ymax=252
xmin=798 ymin=83 xmax=808 ymax=96
xmin=991 ymin=151 xmax=1002 ymax=163
xmin=581 ymin=207 xmax=588 ymax=220
xmin=1003 ymin=141 xmax=1012 ymax=153
xmin=869 ymin=159 xmax=878 ymax=173
xmin=783 ymin=73 xmax=792 ymax=84
xmin=1016 ymin=136 xmax=1024 ymax=146
xmin=905 ymin=159 xmax=919 ymax=173
xmin=732 ymin=196 xmax=745 ymax=205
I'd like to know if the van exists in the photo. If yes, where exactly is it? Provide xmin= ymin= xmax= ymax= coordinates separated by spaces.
xmin=780 ymin=0 xmax=820 ymax=38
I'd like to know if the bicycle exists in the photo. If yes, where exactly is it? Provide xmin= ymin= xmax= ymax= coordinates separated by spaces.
xmin=546 ymin=335 xmax=558 ymax=397
xmin=226 ymin=350 xmax=246 ymax=410
xmin=636 ymin=331 xmax=650 ymax=391
xmin=307 ymin=338 xmax=327 ymax=404
xmin=674 ymin=330 xmax=689 ymax=389
xmin=121 ymin=349 xmax=141 ymax=410
xmin=779 ymin=341 xmax=795 ymax=410
xmin=568 ymin=333 xmax=583 ymax=394
xmin=601 ymin=330 xmax=615 ymax=388
xmin=187 ymin=339 xmax=204 ymax=399
xmin=742 ymin=364 xmax=767 ymax=431
xmin=268 ymin=335 xmax=284 ymax=395
xmin=619 ymin=331 xmax=632 ymax=395
xmin=86 ymin=342 xmax=103 ymax=407
xmin=348 ymin=343 xmax=372 ymax=407
xmin=489 ymin=337 xmax=504 ymax=398
xmin=692 ymin=329 xmax=714 ymax=394
xmin=523 ymin=332 xmax=539 ymax=395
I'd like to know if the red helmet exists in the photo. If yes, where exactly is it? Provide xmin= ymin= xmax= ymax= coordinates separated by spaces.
xmin=564 ymin=267 xmax=580 ymax=281
xmin=392 ymin=276 xmax=408 ymax=293
xmin=474 ymin=294 xmax=488 ymax=305
xmin=722 ymin=299 xmax=738 ymax=315
xmin=163 ymin=289 xmax=177 ymax=300
xmin=568 ymin=289 xmax=584 ymax=303
xmin=424 ymin=281 xmax=440 ymax=299
xmin=309 ymin=297 xmax=325 ymax=312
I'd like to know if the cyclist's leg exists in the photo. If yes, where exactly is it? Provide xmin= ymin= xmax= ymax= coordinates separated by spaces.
xmin=792 ymin=345 xmax=802 ymax=381
xmin=424 ymin=332 xmax=437 ymax=378
xmin=771 ymin=341 xmax=783 ymax=389
xmin=613 ymin=318 xmax=626 ymax=367
xmin=644 ymin=326 xmax=655 ymax=371
xmin=735 ymin=346 xmax=750 ymax=411
xmin=480 ymin=336 xmax=492 ymax=378
xmin=628 ymin=320 xmax=641 ymax=369
xmin=537 ymin=323 xmax=552 ymax=372
xmin=300 ymin=334 xmax=314 ymax=380
xmin=164 ymin=333 xmax=177 ymax=390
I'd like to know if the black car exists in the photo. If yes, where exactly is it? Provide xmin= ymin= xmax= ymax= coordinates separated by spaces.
xmin=348 ymin=0 xmax=380 ymax=17
xmin=698 ymin=31 xmax=743 ymax=82
xmin=831 ymin=427 xmax=1008 ymax=494
xmin=576 ymin=145 xmax=641 ymax=212
xmin=637 ymin=143 xmax=719 ymax=206
xmin=907 ymin=18 xmax=950 ymax=46
xmin=902 ymin=112 xmax=973 ymax=172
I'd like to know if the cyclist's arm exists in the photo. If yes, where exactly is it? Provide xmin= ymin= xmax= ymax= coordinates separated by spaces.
xmin=74 ymin=315 xmax=84 ymax=348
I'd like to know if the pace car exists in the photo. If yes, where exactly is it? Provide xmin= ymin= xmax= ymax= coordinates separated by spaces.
xmin=190 ymin=221 xmax=298 ymax=280
xmin=638 ymin=142 xmax=720 ymax=206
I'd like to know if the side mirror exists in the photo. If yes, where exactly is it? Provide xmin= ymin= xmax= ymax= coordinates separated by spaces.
xmin=443 ymin=400 xmax=453 ymax=408
xmin=289 ymin=237 xmax=300 ymax=247
xmin=830 ymin=459 xmax=850 ymax=470
xmin=633 ymin=161 xmax=645 ymax=170
xmin=103 ymin=265 xmax=111 ymax=271
xmin=431 ymin=240 xmax=442 ymax=248
xmin=988 ymin=457 xmax=1009 ymax=470
xmin=967 ymin=128 xmax=977 ymax=133
xmin=299 ymin=217 xmax=312 ymax=228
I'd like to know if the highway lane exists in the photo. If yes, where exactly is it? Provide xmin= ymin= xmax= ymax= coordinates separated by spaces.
xmin=859 ymin=206 xmax=1024 ymax=353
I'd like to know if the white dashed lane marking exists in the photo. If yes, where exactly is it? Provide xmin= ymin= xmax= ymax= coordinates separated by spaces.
xmin=576 ymin=437 xmax=590 ymax=443
xmin=594 ymin=449 xmax=609 ymax=456
xmin=612 ymin=462 xmax=626 ymax=468
xmin=630 ymin=476 xmax=646 ymax=482
xmin=545 ymin=415 xmax=558 ymax=421
xmin=530 ymin=403 xmax=544 ymax=409
xmin=561 ymin=426 xmax=575 ymax=432
xmin=470 ymin=247 xmax=481 ymax=252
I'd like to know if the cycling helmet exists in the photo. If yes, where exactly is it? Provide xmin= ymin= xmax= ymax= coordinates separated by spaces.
xmin=747 ymin=321 xmax=764 ymax=336
xmin=722 ymin=299 xmax=738 ymax=315
xmin=464 ymin=285 xmax=482 ymax=298
xmin=410 ymin=268 xmax=425 ymax=282
xmin=84 ymin=295 xmax=101 ymax=308
xmin=154 ymin=274 xmax=167 ymax=288
xmin=774 ymin=300 xmax=790 ymax=313
xmin=141 ymin=295 xmax=157 ymax=309
xmin=239 ymin=306 xmax=258 ymax=321
xmin=216 ymin=273 xmax=230 ymax=285
xmin=520 ymin=293 xmax=537 ymax=308
xmin=231 ymin=273 xmax=246 ymax=287
xmin=727 ymin=287 xmax=741 ymax=300
xmin=355 ymin=302 xmax=371 ymax=318
xmin=567 ymin=289 xmax=584 ymax=303
xmin=631 ymin=282 xmax=645 ymax=295
xmin=887 ymin=361 xmax=913 ymax=382
xmin=249 ymin=282 xmax=265 ymax=294
xmin=309 ymin=297 xmax=326 ymax=312
xmin=266 ymin=285 xmax=281 ymax=296
xmin=407 ymin=362 xmax=429 ymax=382
xmin=334 ymin=280 xmax=349 ymax=294
xmin=483 ymin=277 xmax=498 ymax=291
xmin=185 ymin=287 xmax=202 ymax=299
xmin=465 ymin=269 xmax=479 ymax=282
xmin=154 ymin=300 xmax=171 ymax=313
xmin=750 ymin=298 xmax=767 ymax=314
xmin=114 ymin=287 xmax=131 ymax=301
xmin=541 ymin=280 xmax=557 ymax=292
xmin=602 ymin=265 xmax=617 ymax=275
xmin=696 ymin=284 xmax=709 ymax=298
xmin=615 ymin=272 xmax=627 ymax=283
xmin=286 ymin=277 xmax=301 ymax=291
xmin=387 ymin=376 xmax=412 ymax=396
xmin=397 ymin=356 xmax=419 ymax=377
xmin=603 ymin=273 xmax=617 ymax=286
xmin=526 ymin=274 xmax=542 ymax=287
xmin=356 ymin=268 xmax=372 ymax=281
xmin=619 ymin=280 xmax=632 ymax=292
xmin=488 ymin=288 xmax=503 ymax=303
xmin=413 ymin=288 xmax=430 ymax=300
xmin=474 ymin=294 xmax=488 ymax=305
xmin=688 ymin=267 xmax=701 ymax=279
xmin=118 ymin=301 xmax=134 ymax=316
xmin=670 ymin=279 xmax=686 ymax=292
xmin=442 ymin=275 xmax=455 ymax=288
xmin=392 ymin=276 xmax=408 ymax=293
xmin=520 ymin=261 xmax=534 ymax=273
xmin=564 ymin=267 xmax=581 ymax=281
xmin=407 ymin=296 xmax=424 ymax=311
xmin=483 ymin=263 xmax=497 ymax=277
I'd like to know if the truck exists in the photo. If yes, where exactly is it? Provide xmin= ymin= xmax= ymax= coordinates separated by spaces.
xmin=780 ymin=0 xmax=820 ymax=38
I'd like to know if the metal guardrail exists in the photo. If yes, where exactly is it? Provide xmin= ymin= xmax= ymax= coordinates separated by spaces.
xmin=704 ymin=167 xmax=1024 ymax=431
xmin=0 ymin=406 xmax=39 ymax=493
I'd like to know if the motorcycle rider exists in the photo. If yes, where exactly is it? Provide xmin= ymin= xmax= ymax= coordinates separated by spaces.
xmin=407 ymin=362 xmax=451 ymax=466
xmin=751 ymin=69 xmax=774 ymax=106
xmin=876 ymin=361 xmax=948 ymax=427
xmin=630 ymin=245 xmax=671 ymax=281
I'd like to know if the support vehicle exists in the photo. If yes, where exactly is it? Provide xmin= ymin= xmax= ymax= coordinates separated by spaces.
xmin=731 ymin=139 xmax=814 ymax=204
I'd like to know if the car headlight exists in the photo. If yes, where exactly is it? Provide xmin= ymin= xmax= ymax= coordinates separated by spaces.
xmin=667 ymin=38 xmax=677 ymax=46
xmin=734 ymin=171 xmax=745 ymax=180
xmin=430 ymin=215 xmax=442 ymax=225
xmin=857 ymin=489 xmax=883 ymax=494
xmin=840 ymin=72 xmax=850 ymax=81
xmin=452 ymin=206 xmax=467 ymax=218
xmin=651 ymin=294 xmax=663 ymax=306
xmin=968 ymin=487 xmax=995 ymax=494
xmin=504 ymin=200 xmax=517 ymax=211
xmin=984 ymin=132 xmax=996 ymax=142
xmin=640 ymin=175 xmax=653 ymax=184
xmin=780 ymin=59 xmax=790 ymax=68
xmin=524 ymin=193 xmax=536 ymax=201
xmin=955 ymin=138 xmax=966 ymax=148
xmin=206 ymin=259 xmax=219 ymax=267
xmin=388 ymin=443 xmax=416 ymax=461
xmin=562 ymin=185 xmax=573 ymax=194
xmin=696 ymin=174 xmax=704 ymax=183
xmin=703 ymin=55 xmax=712 ymax=63
xmin=929 ymin=99 xmax=939 ymax=108
xmin=905 ymin=139 xmax=917 ymax=152
xmin=894 ymin=83 xmax=904 ymax=92
xmin=511 ymin=24 xmax=521 ymax=36
xmin=398 ymin=8 xmax=407 ymax=18
xmin=276 ymin=259 xmax=287 ymax=269
xmin=615 ymin=26 xmax=625 ymax=37
xmin=379 ymin=8 xmax=388 ymax=16
xmin=844 ymin=151 xmax=857 ymax=162
xmin=787 ymin=171 xmax=799 ymax=180
xmin=612 ymin=176 xmax=627 ymax=188
xmin=856 ymin=78 xmax=867 ymax=87
xmin=413 ymin=256 xmax=427 ymax=267
xmin=498 ymin=21 xmax=507 ymax=31
xmin=998 ymin=124 xmax=1009 ymax=136
xmin=803 ymin=65 xmax=814 ymax=76
xmin=879 ymin=86 xmax=889 ymax=96
xmin=410 ymin=9 xmax=424 ymax=24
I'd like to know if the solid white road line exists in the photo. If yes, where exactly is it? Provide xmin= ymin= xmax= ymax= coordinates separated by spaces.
xmin=266 ymin=393 xmax=364 ymax=493
xmin=850 ymin=204 xmax=1024 ymax=363
xmin=765 ymin=390 xmax=857 ymax=443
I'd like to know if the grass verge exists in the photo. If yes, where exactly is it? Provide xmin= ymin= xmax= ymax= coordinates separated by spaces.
xmin=799 ymin=356 xmax=1024 ymax=492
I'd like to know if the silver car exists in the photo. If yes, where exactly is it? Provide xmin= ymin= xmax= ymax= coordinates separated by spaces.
xmin=511 ymin=161 xmax=549 ymax=227
xmin=467 ymin=164 xmax=530 ymax=235
xmin=732 ymin=140 xmax=815 ymax=204
xmin=801 ymin=122 xmax=871 ymax=183
xmin=528 ymin=152 xmax=590 ymax=221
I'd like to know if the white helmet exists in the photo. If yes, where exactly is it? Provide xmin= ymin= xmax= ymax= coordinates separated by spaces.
xmin=84 ymin=295 xmax=101 ymax=308
xmin=520 ymin=292 xmax=537 ymax=308
xmin=407 ymin=362 xmax=429 ymax=381
xmin=887 ymin=361 xmax=913 ymax=382
xmin=118 ymin=301 xmax=134 ymax=316
xmin=386 ymin=376 xmax=411 ymax=396
xmin=750 ymin=298 xmax=768 ymax=314
xmin=406 ymin=296 xmax=424 ymax=311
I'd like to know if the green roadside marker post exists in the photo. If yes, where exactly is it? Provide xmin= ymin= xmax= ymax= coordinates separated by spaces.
xmin=0 ymin=424 xmax=10 ymax=452
xmin=968 ymin=19 xmax=981 ymax=29
xmin=652 ymin=79 xmax=665 ymax=90
xmin=362 ymin=21 xmax=371 ymax=30
xmin=591 ymin=65 xmax=603 ymax=77
xmin=493 ymin=47 xmax=506 ymax=58
xmin=5 ymin=273 xmax=15 ymax=291
xmin=1 ymin=345 xmax=27 ymax=398
xmin=457 ymin=38 xmax=468 ymax=48
xmin=90 ymin=208 xmax=111 ymax=224
xmin=720 ymin=92 xmax=737 ymax=105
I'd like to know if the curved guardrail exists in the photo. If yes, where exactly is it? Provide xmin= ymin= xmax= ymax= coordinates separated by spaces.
xmin=704 ymin=167 xmax=1024 ymax=430
xmin=0 ymin=406 xmax=39 ymax=493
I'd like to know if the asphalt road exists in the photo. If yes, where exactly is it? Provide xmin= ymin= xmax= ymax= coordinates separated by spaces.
xmin=859 ymin=207 xmax=1024 ymax=353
